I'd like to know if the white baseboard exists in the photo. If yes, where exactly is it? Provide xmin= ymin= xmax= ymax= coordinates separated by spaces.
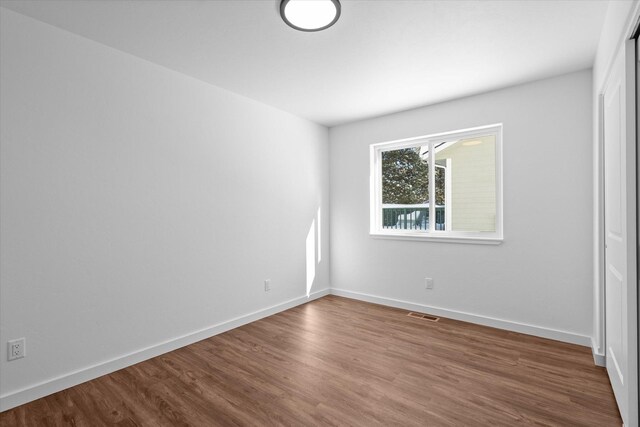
xmin=330 ymin=288 xmax=592 ymax=348
xmin=591 ymin=338 xmax=606 ymax=367
xmin=0 ymin=288 xmax=330 ymax=412
xmin=1 ymin=287 xmax=598 ymax=412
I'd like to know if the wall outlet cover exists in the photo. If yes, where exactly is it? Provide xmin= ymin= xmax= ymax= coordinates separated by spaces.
xmin=8 ymin=338 xmax=25 ymax=361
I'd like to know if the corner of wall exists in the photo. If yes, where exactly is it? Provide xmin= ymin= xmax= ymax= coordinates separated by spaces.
xmin=591 ymin=337 xmax=606 ymax=367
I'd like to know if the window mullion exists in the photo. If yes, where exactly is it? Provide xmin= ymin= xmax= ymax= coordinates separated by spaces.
xmin=372 ymin=148 xmax=381 ymax=233
xmin=429 ymin=141 xmax=436 ymax=233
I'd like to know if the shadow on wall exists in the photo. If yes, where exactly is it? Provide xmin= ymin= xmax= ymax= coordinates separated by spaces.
xmin=306 ymin=207 xmax=322 ymax=297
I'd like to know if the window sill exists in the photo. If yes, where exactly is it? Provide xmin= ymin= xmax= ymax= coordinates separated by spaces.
xmin=370 ymin=232 xmax=503 ymax=245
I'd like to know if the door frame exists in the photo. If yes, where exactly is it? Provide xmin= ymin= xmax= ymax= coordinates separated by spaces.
xmin=602 ymin=37 xmax=638 ymax=425
xmin=597 ymin=6 xmax=640 ymax=426
xmin=596 ymin=2 xmax=640 ymax=367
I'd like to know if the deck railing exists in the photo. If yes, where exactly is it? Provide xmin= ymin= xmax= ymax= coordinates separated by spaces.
xmin=382 ymin=204 xmax=445 ymax=230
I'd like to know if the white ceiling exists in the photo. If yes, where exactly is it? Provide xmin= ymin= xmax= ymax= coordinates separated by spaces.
xmin=0 ymin=0 xmax=609 ymax=127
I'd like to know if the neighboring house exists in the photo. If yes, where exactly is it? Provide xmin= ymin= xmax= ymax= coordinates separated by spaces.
xmin=435 ymin=135 xmax=497 ymax=232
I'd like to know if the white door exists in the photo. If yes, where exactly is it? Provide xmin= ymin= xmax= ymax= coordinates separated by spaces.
xmin=604 ymin=39 xmax=638 ymax=426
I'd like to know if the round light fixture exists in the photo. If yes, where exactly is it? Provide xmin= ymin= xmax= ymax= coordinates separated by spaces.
xmin=462 ymin=140 xmax=483 ymax=146
xmin=280 ymin=0 xmax=341 ymax=32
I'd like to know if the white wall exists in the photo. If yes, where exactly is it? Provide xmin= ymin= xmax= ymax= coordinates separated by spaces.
xmin=0 ymin=8 xmax=330 ymax=409
xmin=591 ymin=0 xmax=639 ymax=362
xmin=330 ymin=70 xmax=593 ymax=342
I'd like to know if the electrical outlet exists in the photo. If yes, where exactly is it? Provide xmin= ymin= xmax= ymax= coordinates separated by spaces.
xmin=425 ymin=278 xmax=434 ymax=290
xmin=264 ymin=279 xmax=271 ymax=292
xmin=8 ymin=338 xmax=25 ymax=361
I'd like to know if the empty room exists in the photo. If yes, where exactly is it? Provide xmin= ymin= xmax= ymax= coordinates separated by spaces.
xmin=1 ymin=0 xmax=639 ymax=425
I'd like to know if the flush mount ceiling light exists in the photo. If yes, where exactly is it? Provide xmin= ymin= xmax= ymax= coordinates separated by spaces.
xmin=280 ymin=0 xmax=341 ymax=32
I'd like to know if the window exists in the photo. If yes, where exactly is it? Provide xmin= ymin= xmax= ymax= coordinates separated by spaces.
xmin=370 ymin=124 xmax=503 ymax=244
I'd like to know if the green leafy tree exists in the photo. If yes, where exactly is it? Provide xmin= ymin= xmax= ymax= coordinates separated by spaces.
xmin=382 ymin=148 xmax=445 ymax=204
xmin=434 ymin=166 xmax=445 ymax=205
xmin=381 ymin=147 xmax=446 ymax=227
xmin=381 ymin=148 xmax=424 ymax=204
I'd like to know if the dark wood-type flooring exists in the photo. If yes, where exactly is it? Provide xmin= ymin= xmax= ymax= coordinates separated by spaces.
xmin=0 ymin=295 xmax=622 ymax=426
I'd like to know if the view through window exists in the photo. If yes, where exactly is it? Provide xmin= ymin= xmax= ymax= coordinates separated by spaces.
xmin=371 ymin=125 xmax=502 ymax=242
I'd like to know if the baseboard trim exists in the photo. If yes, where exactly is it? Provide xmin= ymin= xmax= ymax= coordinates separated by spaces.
xmin=591 ymin=338 xmax=606 ymax=367
xmin=0 ymin=288 xmax=330 ymax=412
xmin=330 ymin=288 xmax=592 ymax=348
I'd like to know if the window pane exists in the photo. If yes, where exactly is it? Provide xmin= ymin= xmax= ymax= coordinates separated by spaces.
xmin=434 ymin=162 xmax=446 ymax=230
xmin=381 ymin=147 xmax=429 ymax=230
xmin=434 ymin=135 xmax=496 ymax=232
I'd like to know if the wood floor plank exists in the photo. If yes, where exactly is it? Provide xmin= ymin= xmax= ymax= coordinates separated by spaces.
xmin=0 ymin=295 xmax=622 ymax=426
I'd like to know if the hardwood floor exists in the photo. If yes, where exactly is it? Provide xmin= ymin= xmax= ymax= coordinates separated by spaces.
xmin=0 ymin=295 xmax=621 ymax=426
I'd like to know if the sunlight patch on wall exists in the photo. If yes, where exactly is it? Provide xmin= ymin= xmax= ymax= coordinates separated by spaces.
xmin=317 ymin=207 xmax=322 ymax=263
xmin=306 ymin=220 xmax=316 ymax=297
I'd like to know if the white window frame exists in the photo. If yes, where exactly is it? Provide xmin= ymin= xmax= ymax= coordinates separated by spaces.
xmin=370 ymin=123 xmax=503 ymax=244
